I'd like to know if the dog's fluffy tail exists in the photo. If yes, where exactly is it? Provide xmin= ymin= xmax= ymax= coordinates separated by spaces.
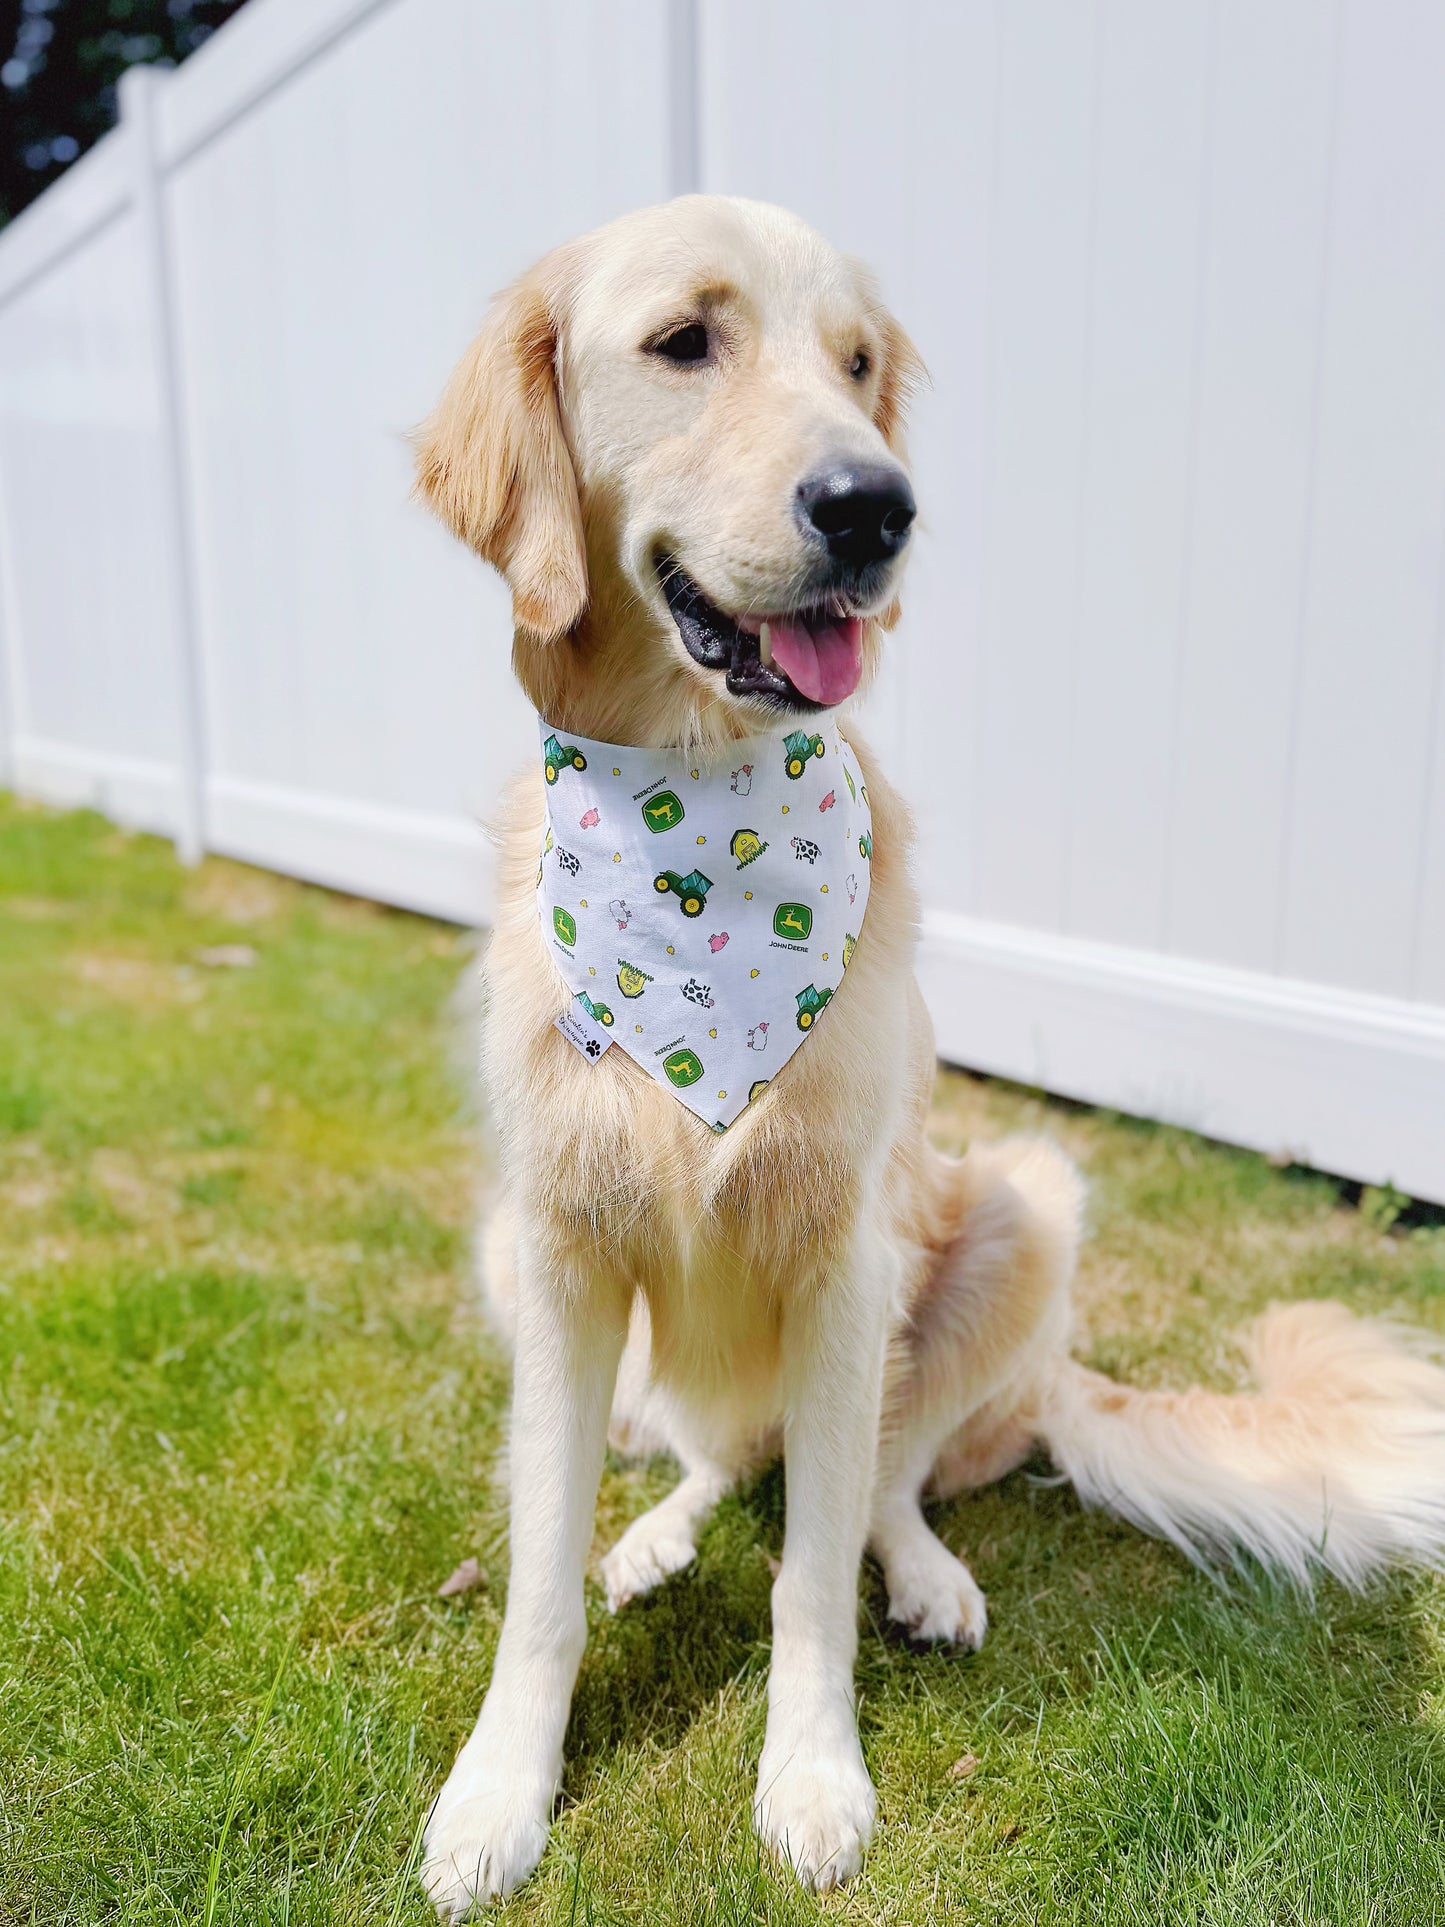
xmin=1034 ymin=1302 xmax=1445 ymax=1588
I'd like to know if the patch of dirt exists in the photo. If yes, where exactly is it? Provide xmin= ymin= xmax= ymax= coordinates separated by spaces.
xmin=317 ymin=892 xmax=386 ymax=929
xmin=67 ymin=953 xmax=200 ymax=1009
xmin=0 ymin=1168 xmax=62 ymax=1213
xmin=185 ymin=861 xmax=293 ymax=926
xmin=2 ymin=897 xmax=82 ymax=922
xmin=89 ymin=1150 xmax=181 ymax=1226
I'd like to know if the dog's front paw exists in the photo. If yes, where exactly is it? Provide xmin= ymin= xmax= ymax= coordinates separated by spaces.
xmin=601 ymin=1512 xmax=698 ymax=1612
xmin=421 ymin=1765 xmax=553 ymax=1917
xmin=884 ymin=1536 xmax=988 ymax=1649
xmin=753 ymin=1733 xmax=876 ymax=1891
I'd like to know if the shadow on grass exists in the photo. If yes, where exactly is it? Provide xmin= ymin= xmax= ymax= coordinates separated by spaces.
xmin=556 ymin=1449 xmax=1445 ymax=1921
xmin=566 ymin=1464 xmax=788 ymax=1769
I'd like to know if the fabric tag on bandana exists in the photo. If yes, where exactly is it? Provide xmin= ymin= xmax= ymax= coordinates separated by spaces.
xmin=535 ymin=714 xmax=872 ymax=1130
xmin=553 ymin=1001 xmax=614 ymax=1063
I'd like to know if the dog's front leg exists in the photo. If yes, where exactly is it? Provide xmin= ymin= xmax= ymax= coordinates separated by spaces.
xmin=422 ymin=1250 xmax=627 ymax=1917
xmin=754 ymin=1230 xmax=892 ymax=1891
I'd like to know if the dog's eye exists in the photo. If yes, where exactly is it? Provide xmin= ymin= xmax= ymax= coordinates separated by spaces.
xmin=850 ymin=350 xmax=871 ymax=381
xmin=651 ymin=323 xmax=710 ymax=364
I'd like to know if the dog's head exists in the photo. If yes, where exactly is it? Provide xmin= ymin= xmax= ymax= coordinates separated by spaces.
xmin=416 ymin=196 xmax=922 ymax=739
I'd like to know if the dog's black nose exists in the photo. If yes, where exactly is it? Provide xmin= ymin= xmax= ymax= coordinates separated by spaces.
xmin=797 ymin=463 xmax=916 ymax=568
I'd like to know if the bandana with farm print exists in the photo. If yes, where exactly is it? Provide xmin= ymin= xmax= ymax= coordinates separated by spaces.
xmin=535 ymin=714 xmax=873 ymax=1131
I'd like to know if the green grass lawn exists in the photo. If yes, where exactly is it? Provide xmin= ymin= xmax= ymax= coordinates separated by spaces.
xmin=3 ymin=793 xmax=1445 ymax=1927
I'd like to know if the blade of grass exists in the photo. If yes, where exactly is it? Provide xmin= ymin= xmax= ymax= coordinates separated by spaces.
xmin=201 ymin=1636 xmax=293 ymax=1927
xmin=383 ymin=1794 xmax=433 ymax=1927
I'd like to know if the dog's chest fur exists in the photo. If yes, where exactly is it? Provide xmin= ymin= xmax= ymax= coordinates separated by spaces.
xmin=481 ymin=736 xmax=924 ymax=1320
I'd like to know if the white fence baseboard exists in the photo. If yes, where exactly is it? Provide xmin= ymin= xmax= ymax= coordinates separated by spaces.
xmin=919 ymin=913 xmax=1445 ymax=1202
xmin=205 ymin=776 xmax=487 ymax=923
xmin=12 ymin=737 xmax=182 ymax=836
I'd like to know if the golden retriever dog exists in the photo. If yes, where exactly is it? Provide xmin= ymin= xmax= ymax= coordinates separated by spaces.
xmin=413 ymin=196 xmax=1445 ymax=1913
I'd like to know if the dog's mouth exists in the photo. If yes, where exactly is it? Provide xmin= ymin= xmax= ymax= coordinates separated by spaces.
xmin=657 ymin=559 xmax=865 ymax=710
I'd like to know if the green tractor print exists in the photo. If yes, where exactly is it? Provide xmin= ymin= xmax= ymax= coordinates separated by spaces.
xmin=543 ymin=734 xmax=588 ymax=784
xmin=795 ymin=983 xmax=834 ymax=1030
xmin=653 ymin=867 xmax=713 ymax=917
xmin=784 ymin=730 xmax=827 ymax=779
xmin=575 ymin=990 xmax=614 ymax=1028
xmin=858 ymin=829 xmax=873 ymax=861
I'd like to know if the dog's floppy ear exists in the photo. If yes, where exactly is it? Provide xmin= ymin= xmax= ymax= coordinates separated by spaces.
xmin=414 ymin=270 xmax=587 ymax=642
xmin=871 ymin=311 xmax=925 ymax=633
xmin=872 ymin=310 xmax=925 ymax=462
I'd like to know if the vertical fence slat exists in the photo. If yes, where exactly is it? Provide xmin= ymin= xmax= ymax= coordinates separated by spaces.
xmin=120 ymin=63 xmax=208 ymax=865
xmin=669 ymin=0 xmax=700 ymax=196
xmin=0 ymin=491 xmax=15 ymax=791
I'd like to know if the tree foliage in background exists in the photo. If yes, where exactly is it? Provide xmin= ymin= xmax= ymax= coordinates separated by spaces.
xmin=0 ymin=0 xmax=250 ymax=228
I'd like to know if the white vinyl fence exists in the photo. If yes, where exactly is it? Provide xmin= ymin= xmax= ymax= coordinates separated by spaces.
xmin=1 ymin=0 xmax=1442 ymax=1201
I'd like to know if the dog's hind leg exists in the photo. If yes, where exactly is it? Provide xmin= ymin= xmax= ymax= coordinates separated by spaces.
xmin=600 ymin=1292 xmax=753 ymax=1609
xmin=601 ymin=1453 xmax=737 ymax=1611
xmin=869 ymin=1136 xmax=1083 ymax=1646
xmin=871 ymin=1420 xmax=992 ymax=1647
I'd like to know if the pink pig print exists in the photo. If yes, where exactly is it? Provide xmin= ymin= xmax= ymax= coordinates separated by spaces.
xmin=578 ymin=807 xmax=600 ymax=829
xmin=708 ymin=931 xmax=729 ymax=953
xmin=819 ymin=790 xmax=836 ymax=812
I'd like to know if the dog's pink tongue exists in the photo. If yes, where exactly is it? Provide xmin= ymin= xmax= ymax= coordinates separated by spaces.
xmin=765 ymin=615 xmax=863 ymax=704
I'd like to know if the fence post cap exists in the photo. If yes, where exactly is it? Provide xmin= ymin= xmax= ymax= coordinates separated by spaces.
xmin=118 ymin=60 xmax=169 ymax=118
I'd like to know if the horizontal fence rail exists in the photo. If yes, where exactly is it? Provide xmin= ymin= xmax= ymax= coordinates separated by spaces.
xmin=0 ymin=0 xmax=1441 ymax=1200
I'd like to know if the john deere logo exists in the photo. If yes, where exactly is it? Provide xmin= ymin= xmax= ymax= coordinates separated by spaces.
xmin=641 ymin=790 xmax=685 ymax=832
xmin=663 ymin=1048 xmax=704 ymax=1088
xmin=552 ymin=907 xmax=576 ymax=946
xmin=773 ymin=901 xmax=813 ymax=941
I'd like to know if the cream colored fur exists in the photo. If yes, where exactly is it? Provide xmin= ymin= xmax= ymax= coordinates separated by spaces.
xmin=412 ymin=196 xmax=1445 ymax=1915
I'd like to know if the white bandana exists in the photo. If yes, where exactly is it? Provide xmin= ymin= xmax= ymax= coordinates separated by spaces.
xmin=535 ymin=715 xmax=873 ymax=1131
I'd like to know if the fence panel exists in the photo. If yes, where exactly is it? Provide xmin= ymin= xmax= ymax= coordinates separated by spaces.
xmin=0 ymin=146 xmax=184 ymax=830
